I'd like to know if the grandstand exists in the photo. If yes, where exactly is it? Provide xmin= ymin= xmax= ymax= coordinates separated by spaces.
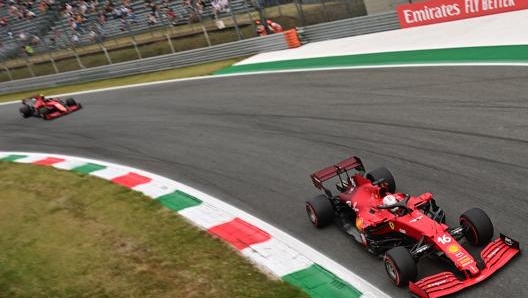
xmin=0 ymin=0 xmax=58 ymax=59
xmin=0 ymin=0 xmax=258 ymax=59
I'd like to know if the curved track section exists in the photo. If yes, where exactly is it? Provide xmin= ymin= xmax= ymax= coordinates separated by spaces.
xmin=1 ymin=66 xmax=527 ymax=297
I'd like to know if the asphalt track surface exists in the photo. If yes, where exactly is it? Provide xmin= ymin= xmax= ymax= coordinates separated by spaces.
xmin=1 ymin=66 xmax=527 ymax=298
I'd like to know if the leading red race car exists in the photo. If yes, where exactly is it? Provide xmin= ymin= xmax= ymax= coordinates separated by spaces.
xmin=306 ymin=156 xmax=520 ymax=298
xmin=19 ymin=94 xmax=82 ymax=120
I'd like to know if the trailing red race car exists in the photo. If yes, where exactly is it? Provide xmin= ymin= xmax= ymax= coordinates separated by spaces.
xmin=306 ymin=156 xmax=520 ymax=298
xmin=19 ymin=94 xmax=82 ymax=120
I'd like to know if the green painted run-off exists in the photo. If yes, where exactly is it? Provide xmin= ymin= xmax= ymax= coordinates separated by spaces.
xmin=283 ymin=264 xmax=362 ymax=298
xmin=215 ymin=45 xmax=528 ymax=75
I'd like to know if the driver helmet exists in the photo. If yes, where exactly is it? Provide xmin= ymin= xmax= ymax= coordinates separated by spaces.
xmin=383 ymin=194 xmax=398 ymax=212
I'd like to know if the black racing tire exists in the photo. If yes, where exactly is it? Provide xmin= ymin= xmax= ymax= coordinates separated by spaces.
xmin=305 ymin=195 xmax=335 ymax=228
xmin=383 ymin=246 xmax=417 ymax=287
xmin=38 ymin=107 xmax=49 ymax=118
xmin=366 ymin=167 xmax=396 ymax=193
xmin=460 ymin=208 xmax=494 ymax=246
xmin=19 ymin=105 xmax=32 ymax=118
xmin=65 ymin=97 xmax=76 ymax=106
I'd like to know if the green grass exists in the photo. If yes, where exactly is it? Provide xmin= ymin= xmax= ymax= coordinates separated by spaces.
xmin=0 ymin=161 xmax=309 ymax=298
xmin=0 ymin=58 xmax=244 ymax=103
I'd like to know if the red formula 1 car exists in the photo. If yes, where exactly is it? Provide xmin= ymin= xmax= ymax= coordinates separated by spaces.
xmin=305 ymin=156 xmax=520 ymax=298
xmin=19 ymin=94 xmax=82 ymax=120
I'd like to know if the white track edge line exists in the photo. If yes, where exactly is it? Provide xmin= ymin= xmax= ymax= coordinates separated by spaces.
xmin=1 ymin=61 xmax=527 ymax=107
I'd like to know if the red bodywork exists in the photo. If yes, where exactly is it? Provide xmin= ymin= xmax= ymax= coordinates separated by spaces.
xmin=310 ymin=156 xmax=520 ymax=298
xmin=21 ymin=96 xmax=82 ymax=120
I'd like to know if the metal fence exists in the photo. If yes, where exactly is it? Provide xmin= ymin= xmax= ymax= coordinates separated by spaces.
xmin=0 ymin=33 xmax=288 ymax=94
xmin=0 ymin=11 xmax=400 ymax=94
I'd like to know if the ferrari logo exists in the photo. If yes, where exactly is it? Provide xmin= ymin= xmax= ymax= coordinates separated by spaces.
xmin=389 ymin=222 xmax=395 ymax=230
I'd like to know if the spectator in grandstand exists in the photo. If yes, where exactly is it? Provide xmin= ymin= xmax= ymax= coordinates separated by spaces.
xmin=46 ymin=0 xmax=56 ymax=9
xmin=211 ymin=0 xmax=227 ymax=19
xmin=98 ymin=9 xmax=107 ymax=24
xmin=120 ymin=5 xmax=129 ymax=17
xmin=119 ymin=18 xmax=129 ymax=31
xmin=24 ymin=8 xmax=36 ymax=19
xmin=196 ymin=0 xmax=205 ymax=15
xmin=182 ymin=0 xmax=192 ymax=17
xmin=89 ymin=0 xmax=97 ymax=13
xmin=38 ymin=0 xmax=48 ymax=13
xmin=0 ymin=16 xmax=8 ymax=27
xmin=145 ymin=0 xmax=157 ymax=15
xmin=88 ymin=28 xmax=97 ymax=41
xmin=68 ymin=17 xmax=83 ymax=33
xmin=267 ymin=19 xmax=283 ymax=33
xmin=87 ymin=22 xmax=105 ymax=42
xmin=112 ymin=5 xmax=123 ymax=18
xmin=128 ymin=7 xmax=137 ymax=24
xmin=166 ymin=7 xmax=176 ymax=25
xmin=79 ymin=0 xmax=88 ymax=14
xmin=104 ymin=0 xmax=114 ymax=13
xmin=71 ymin=33 xmax=80 ymax=44
xmin=64 ymin=2 xmax=73 ymax=16
xmin=255 ymin=20 xmax=266 ymax=36
xmin=18 ymin=31 xmax=28 ymax=42
xmin=30 ymin=34 xmax=41 ymax=45
xmin=8 ymin=3 xmax=18 ymax=18
xmin=22 ymin=44 xmax=34 ymax=56
xmin=147 ymin=12 xmax=157 ymax=26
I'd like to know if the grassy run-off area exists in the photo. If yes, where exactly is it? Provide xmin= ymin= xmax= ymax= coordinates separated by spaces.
xmin=0 ymin=161 xmax=309 ymax=298
xmin=0 ymin=46 xmax=296 ymax=298
xmin=0 ymin=58 xmax=243 ymax=103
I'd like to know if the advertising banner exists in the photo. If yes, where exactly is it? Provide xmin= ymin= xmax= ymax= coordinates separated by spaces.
xmin=397 ymin=0 xmax=528 ymax=28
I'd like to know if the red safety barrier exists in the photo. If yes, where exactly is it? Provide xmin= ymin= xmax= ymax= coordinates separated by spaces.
xmin=284 ymin=29 xmax=301 ymax=48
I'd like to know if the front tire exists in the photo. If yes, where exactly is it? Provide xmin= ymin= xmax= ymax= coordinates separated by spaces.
xmin=366 ymin=167 xmax=396 ymax=193
xmin=460 ymin=208 xmax=494 ymax=246
xmin=383 ymin=246 xmax=417 ymax=287
xmin=65 ymin=97 xmax=76 ymax=106
xmin=305 ymin=195 xmax=334 ymax=228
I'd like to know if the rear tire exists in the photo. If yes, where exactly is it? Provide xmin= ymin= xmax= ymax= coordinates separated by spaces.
xmin=460 ymin=208 xmax=494 ymax=246
xmin=383 ymin=246 xmax=417 ymax=287
xmin=366 ymin=167 xmax=396 ymax=193
xmin=305 ymin=195 xmax=335 ymax=228
xmin=19 ymin=105 xmax=32 ymax=118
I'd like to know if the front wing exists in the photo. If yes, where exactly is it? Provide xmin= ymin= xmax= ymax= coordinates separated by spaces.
xmin=43 ymin=104 xmax=82 ymax=120
xmin=409 ymin=234 xmax=520 ymax=298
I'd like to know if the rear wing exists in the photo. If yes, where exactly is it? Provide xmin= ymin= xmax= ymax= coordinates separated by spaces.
xmin=310 ymin=156 xmax=365 ymax=197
